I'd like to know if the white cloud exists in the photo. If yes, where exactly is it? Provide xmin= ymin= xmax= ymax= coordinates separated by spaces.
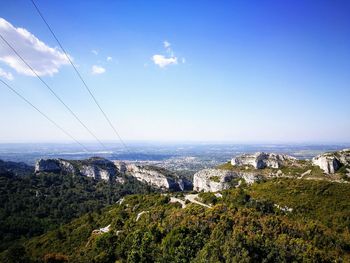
xmin=91 ymin=65 xmax=105 ymax=75
xmin=152 ymin=40 xmax=183 ymax=68
xmin=163 ymin=40 xmax=171 ymax=48
xmin=182 ymin=57 xmax=186 ymax=64
xmin=0 ymin=17 xmax=69 ymax=77
xmin=0 ymin=67 xmax=13 ymax=80
xmin=106 ymin=56 xmax=112 ymax=61
xmin=152 ymin=55 xmax=177 ymax=68
xmin=91 ymin=49 xmax=98 ymax=55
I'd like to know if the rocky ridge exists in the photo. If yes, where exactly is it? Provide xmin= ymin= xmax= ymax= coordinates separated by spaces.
xmin=35 ymin=158 xmax=190 ymax=191
xmin=35 ymin=157 xmax=119 ymax=181
xmin=194 ymin=150 xmax=350 ymax=192
xmin=21 ymin=149 xmax=350 ymax=193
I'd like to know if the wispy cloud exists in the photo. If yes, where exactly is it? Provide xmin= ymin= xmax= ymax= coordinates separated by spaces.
xmin=152 ymin=40 xmax=183 ymax=68
xmin=0 ymin=67 xmax=13 ymax=80
xmin=91 ymin=65 xmax=105 ymax=75
xmin=163 ymin=40 xmax=171 ymax=49
xmin=106 ymin=56 xmax=112 ymax=61
xmin=91 ymin=49 xmax=98 ymax=55
xmin=0 ymin=18 xmax=69 ymax=77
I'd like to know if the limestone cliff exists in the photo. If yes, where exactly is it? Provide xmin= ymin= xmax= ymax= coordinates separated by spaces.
xmin=35 ymin=158 xmax=190 ymax=191
xmin=124 ymin=163 xmax=190 ymax=191
xmin=35 ymin=157 xmax=120 ymax=181
xmin=231 ymin=152 xmax=296 ymax=169
xmin=193 ymin=168 xmax=262 ymax=192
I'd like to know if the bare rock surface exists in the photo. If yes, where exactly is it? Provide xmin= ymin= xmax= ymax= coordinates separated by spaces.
xmin=193 ymin=168 xmax=262 ymax=192
xmin=35 ymin=157 xmax=120 ymax=181
xmin=125 ymin=164 xmax=188 ymax=191
xmin=231 ymin=152 xmax=296 ymax=169
xmin=312 ymin=149 xmax=350 ymax=174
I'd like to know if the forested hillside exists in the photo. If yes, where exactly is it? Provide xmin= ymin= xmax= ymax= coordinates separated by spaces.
xmin=0 ymin=170 xmax=155 ymax=252
xmin=3 ymin=178 xmax=348 ymax=263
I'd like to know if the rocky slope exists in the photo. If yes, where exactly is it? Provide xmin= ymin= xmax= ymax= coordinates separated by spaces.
xmin=194 ymin=152 xmax=295 ymax=192
xmin=312 ymin=149 xmax=350 ymax=174
xmin=194 ymin=150 xmax=350 ymax=192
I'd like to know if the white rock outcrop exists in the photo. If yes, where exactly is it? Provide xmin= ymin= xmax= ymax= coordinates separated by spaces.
xmin=92 ymin=224 xmax=110 ymax=235
xmin=35 ymin=157 xmax=121 ymax=181
xmin=193 ymin=168 xmax=263 ymax=192
xmin=231 ymin=152 xmax=296 ymax=169
xmin=126 ymin=164 xmax=183 ymax=190
xmin=312 ymin=155 xmax=340 ymax=174
xmin=35 ymin=158 xmax=190 ymax=191
xmin=193 ymin=169 xmax=236 ymax=192
xmin=312 ymin=149 xmax=350 ymax=174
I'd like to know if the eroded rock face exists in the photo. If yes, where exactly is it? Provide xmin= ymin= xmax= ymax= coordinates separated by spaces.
xmin=125 ymin=164 xmax=185 ymax=191
xmin=193 ymin=168 xmax=263 ymax=192
xmin=312 ymin=155 xmax=340 ymax=174
xmin=34 ymin=158 xmax=190 ymax=190
xmin=35 ymin=157 xmax=119 ymax=181
xmin=312 ymin=149 xmax=350 ymax=174
xmin=78 ymin=158 xmax=118 ymax=180
xmin=231 ymin=152 xmax=295 ymax=169
xmin=193 ymin=169 xmax=236 ymax=192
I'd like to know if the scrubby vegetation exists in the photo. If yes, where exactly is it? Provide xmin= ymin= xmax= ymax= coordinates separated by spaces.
xmin=0 ymin=171 xmax=155 ymax=252
xmin=209 ymin=175 xmax=220 ymax=182
xmin=2 ymin=178 xmax=348 ymax=262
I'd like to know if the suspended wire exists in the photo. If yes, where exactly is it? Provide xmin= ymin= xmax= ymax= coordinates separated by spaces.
xmin=0 ymin=78 xmax=89 ymax=152
xmin=0 ymin=34 xmax=107 ymax=150
xmin=30 ymin=0 xmax=130 ymax=153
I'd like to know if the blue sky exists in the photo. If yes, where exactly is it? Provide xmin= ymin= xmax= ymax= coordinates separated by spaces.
xmin=0 ymin=0 xmax=349 ymax=144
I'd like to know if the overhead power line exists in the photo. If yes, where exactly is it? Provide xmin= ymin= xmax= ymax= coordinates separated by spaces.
xmin=0 ymin=34 xmax=107 ymax=150
xmin=0 ymin=78 xmax=89 ymax=152
xmin=30 ymin=0 xmax=130 ymax=153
